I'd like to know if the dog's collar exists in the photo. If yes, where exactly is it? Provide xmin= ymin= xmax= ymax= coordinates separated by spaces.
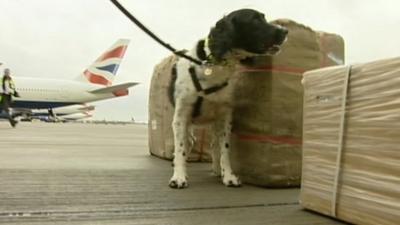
xmin=204 ymin=38 xmax=214 ymax=63
xmin=197 ymin=38 xmax=228 ymax=67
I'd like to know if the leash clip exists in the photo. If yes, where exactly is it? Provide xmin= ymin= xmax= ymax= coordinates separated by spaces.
xmin=202 ymin=61 xmax=213 ymax=76
xmin=204 ymin=67 xmax=213 ymax=76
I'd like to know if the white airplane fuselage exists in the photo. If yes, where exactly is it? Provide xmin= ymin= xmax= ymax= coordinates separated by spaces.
xmin=12 ymin=77 xmax=121 ymax=109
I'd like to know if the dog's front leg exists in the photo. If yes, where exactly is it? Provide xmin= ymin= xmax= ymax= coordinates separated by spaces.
xmin=169 ymin=101 xmax=191 ymax=189
xmin=217 ymin=112 xmax=241 ymax=187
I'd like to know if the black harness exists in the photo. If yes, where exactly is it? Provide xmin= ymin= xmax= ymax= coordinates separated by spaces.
xmin=168 ymin=63 xmax=229 ymax=118
xmin=168 ymin=39 xmax=229 ymax=118
xmin=188 ymin=66 xmax=229 ymax=118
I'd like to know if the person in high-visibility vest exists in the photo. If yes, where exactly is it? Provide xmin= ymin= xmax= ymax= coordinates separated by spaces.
xmin=1 ymin=68 xmax=19 ymax=127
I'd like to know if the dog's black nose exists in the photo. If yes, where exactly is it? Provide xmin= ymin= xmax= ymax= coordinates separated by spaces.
xmin=275 ymin=27 xmax=288 ymax=45
xmin=281 ymin=28 xmax=288 ymax=36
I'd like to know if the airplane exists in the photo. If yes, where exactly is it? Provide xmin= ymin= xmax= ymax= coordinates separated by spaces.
xmin=58 ymin=111 xmax=93 ymax=121
xmin=7 ymin=39 xmax=138 ymax=112
xmin=30 ymin=111 xmax=93 ymax=123
xmin=31 ymin=104 xmax=95 ymax=117
xmin=23 ymin=104 xmax=95 ymax=122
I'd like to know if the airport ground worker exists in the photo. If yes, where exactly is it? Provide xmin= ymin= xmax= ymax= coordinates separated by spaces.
xmin=0 ymin=68 xmax=19 ymax=127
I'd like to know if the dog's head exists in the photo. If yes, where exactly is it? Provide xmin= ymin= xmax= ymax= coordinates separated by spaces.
xmin=208 ymin=9 xmax=288 ymax=62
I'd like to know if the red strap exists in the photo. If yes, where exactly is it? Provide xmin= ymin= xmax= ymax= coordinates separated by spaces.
xmin=240 ymin=65 xmax=307 ymax=74
xmin=234 ymin=133 xmax=302 ymax=145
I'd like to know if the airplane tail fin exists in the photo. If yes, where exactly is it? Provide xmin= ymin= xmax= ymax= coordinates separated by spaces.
xmin=76 ymin=39 xmax=130 ymax=86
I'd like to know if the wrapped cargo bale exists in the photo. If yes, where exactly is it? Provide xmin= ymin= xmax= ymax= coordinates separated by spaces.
xmin=300 ymin=57 xmax=400 ymax=225
xmin=148 ymin=55 xmax=176 ymax=160
xmin=148 ymin=55 xmax=212 ymax=162
xmin=317 ymin=31 xmax=345 ymax=67
xmin=230 ymin=19 xmax=345 ymax=187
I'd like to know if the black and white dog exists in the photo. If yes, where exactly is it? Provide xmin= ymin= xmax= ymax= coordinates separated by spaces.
xmin=168 ymin=9 xmax=288 ymax=188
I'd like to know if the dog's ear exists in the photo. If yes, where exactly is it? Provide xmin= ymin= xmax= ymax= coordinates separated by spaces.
xmin=208 ymin=17 xmax=235 ymax=62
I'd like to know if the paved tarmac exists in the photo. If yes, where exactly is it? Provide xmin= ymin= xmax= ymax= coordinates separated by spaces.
xmin=0 ymin=122 xmax=344 ymax=224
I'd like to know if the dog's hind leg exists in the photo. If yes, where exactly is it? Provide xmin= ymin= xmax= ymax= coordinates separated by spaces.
xmin=210 ymin=135 xmax=221 ymax=176
xmin=215 ymin=111 xmax=241 ymax=187
xmin=187 ymin=126 xmax=196 ymax=157
xmin=169 ymin=101 xmax=191 ymax=189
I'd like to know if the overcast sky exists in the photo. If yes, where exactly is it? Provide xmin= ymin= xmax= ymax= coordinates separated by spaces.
xmin=0 ymin=0 xmax=399 ymax=122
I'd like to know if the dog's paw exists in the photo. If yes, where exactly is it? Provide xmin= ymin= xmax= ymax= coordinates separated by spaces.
xmin=222 ymin=173 xmax=241 ymax=187
xmin=169 ymin=175 xmax=188 ymax=189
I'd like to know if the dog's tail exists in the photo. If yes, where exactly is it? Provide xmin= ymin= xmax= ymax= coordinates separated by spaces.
xmin=75 ymin=39 xmax=130 ymax=86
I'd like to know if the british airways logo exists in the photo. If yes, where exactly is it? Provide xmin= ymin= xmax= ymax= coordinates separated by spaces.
xmin=96 ymin=64 xmax=120 ymax=75
xmin=83 ymin=40 xmax=129 ymax=86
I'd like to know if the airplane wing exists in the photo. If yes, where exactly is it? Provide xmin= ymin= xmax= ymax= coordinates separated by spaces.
xmin=89 ymin=82 xmax=139 ymax=94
